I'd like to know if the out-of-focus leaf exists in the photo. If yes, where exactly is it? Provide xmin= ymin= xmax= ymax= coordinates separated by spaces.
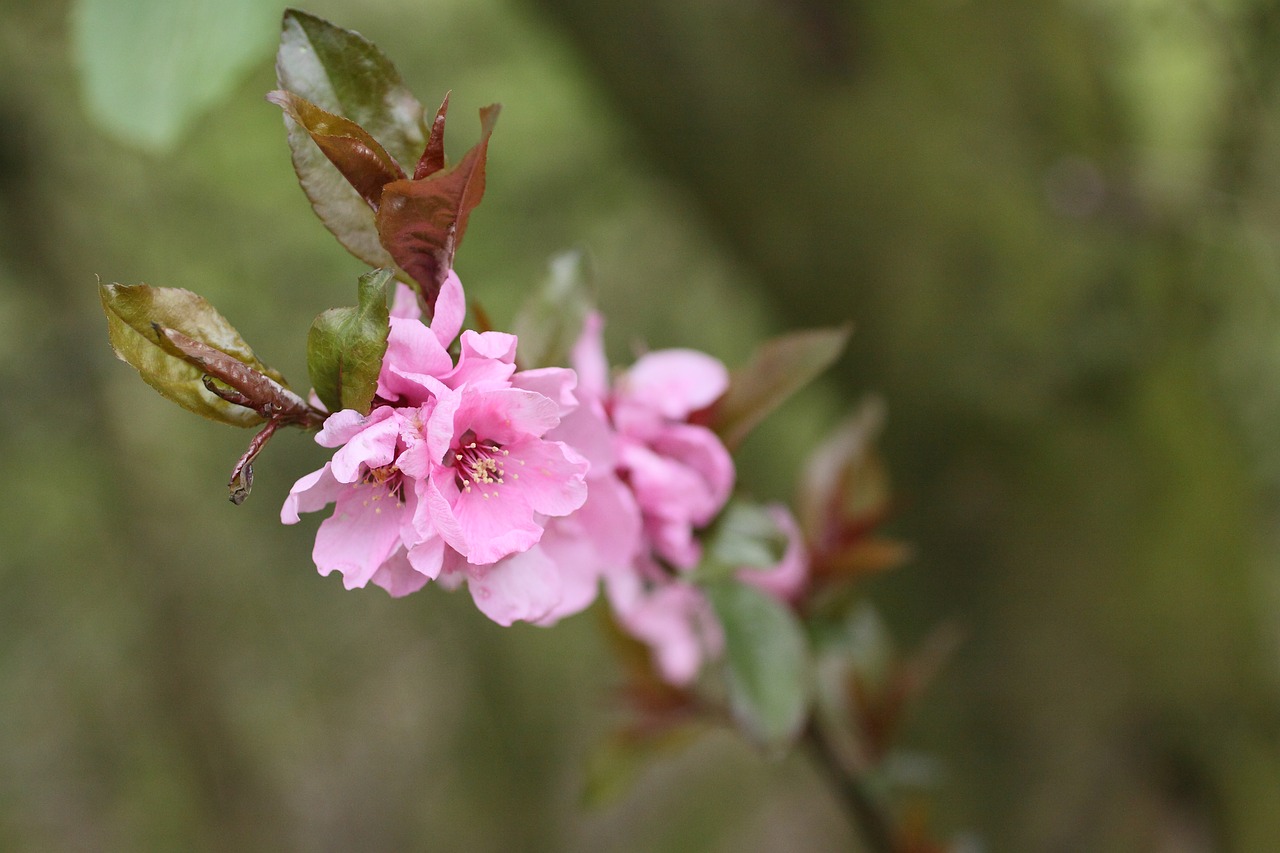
xmin=307 ymin=268 xmax=392 ymax=415
xmin=797 ymin=397 xmax=887 ymax=544
xmin=72 ymin=0 xmax=277 ymax=151
xmin=377 ymin=105 xmax=500 ymax=317
xmin=709 ymin=326 xmax=851 ymax=450
xmin=101 ymin=283 xmax=284 ymax=427
xmin=512 ymin=250 xmax=594 ymax=370
xmin=705 ymin=580 xmax=811 ymax=751
xmin=267 ymin=91 xmax=405 ymax=209
xmin=275 ymin=8 xmax=427 ymax=267
xmin=700 ymin=501 xmax=788 ymax=581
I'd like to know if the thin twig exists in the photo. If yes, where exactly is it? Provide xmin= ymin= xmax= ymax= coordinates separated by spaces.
xmin=802 ymin=720 xmax=897 ymax=852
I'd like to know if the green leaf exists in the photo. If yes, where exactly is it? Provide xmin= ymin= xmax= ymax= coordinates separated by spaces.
xmin=512 ymin=250 xmax=594 ymax=370
xmin=306 ymin=268 xmax=393 ymax=415
xmin=275 ymin=8 xmax=428 ymax=267
xmin=708 ymin=502 xmax=789 ymax=572
xmin=705 ymin=580 xmax=812 ymax=751
xmin=267 ymin=91 xmax=406 ymax=209
xmin=710 ymin=326 xmax=852 ymax=450
xmin=72 ymin=0 xmax=277 ymax=151
xmin=377 ymin=104 xmax=500 ymax=317
xmin=100 ymin=283 xmax=285 ymax=427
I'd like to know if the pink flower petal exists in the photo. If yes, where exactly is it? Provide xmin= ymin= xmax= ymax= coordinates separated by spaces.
xmin=379 ymin=317 xmax=453 ymax=402
xmin=390 ymin=282 xmax=422 ymax=320
xmin=450 ymin=482 xmax=543 ymax=564
xmin=281 ymin=463 xmax=344 ymax=524
xmin=330 ymin=412 xmax=402 ymax=483
xmin=456 ymin=388 xmax=561 ymax=445
xmin=510 ymin=366 xmax=578 ymax=410
xmin=467 ymin=546 xmax=562 ymax=626
xmin=316 ymin=407 xmax=394 ymax=449
xmin=570 ymin=311 xmax=609 ymax=399
xmin=370 ymin=547 xmax=430 ymax=597
xmin=430 ymin=270 xmax=465 ymax=347
xmin=313 ymin=485 xmax=406 ymax=589
xmin=502 ymin=439 xmax=588 ymax=518
xmin=622 ymin=349 xmax=728 ymax=420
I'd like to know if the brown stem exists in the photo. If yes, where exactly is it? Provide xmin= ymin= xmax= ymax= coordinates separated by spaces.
xmin=802 ymin=720 xmax=897 ymax=853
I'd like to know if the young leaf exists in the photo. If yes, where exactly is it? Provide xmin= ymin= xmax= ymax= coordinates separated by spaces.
xmin=377 ymin=104 xmax=500 ymax=317
xmin=709 ymin=326 xmax=852 ymax=450
xmin=275 ymin=8 xmax=427 ymax=268
xmin=306 ymin=268 xmax=393 ymax=415
xmin=512 ymin=250 xmax=594 ymax=370
xmin=100 ymin=283 xmax=286 ymax=427
xmin=267 ymin=91 xmax=405 ymax=209
xmin=414 ymin=92 xmax=451 ymax=180
xmin=705 ymin=580 xmax=812 ymax=751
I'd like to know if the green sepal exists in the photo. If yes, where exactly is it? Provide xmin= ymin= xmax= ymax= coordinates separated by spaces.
xmin=306 ymin=268 xmax=393 ymax=415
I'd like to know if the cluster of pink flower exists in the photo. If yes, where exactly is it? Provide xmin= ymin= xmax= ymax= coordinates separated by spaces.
xmin=282 ymin=272 xmax=807 ymax=683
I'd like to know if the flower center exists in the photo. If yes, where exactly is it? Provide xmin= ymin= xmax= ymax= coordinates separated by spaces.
xmin=452 ymin=433 xmax=515 ymax=498
xmin=361 ymin=463 xmax=405 ymax=505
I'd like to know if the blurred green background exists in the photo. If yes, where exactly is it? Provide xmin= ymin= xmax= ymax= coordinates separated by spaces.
xmin=4 ymin=0 xmax=1280 ymax=849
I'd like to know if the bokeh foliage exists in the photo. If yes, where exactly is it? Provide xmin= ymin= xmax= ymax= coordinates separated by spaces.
xmin=3 ymin=0 xmax=1280 ymax=849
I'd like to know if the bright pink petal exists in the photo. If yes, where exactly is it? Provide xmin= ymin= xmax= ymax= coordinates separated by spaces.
xmin=281 ymin=463 xmax=344 ymax=524
xmin=369 ymin=547 xmax=430 ymax=597
xmin=330 ymin=412 xmax=402 ymax=483
xmin=451 ymin=483 xmax=543 ymax=564
xmin=379 ymin=317 xmax=453 ymax=402
xmin=647 ymin=423 xmax=735 ymax=521
xmin=316 ymin=406 xmax=394 ymax=449
xmin=406 ymin=534 xmax=445 ymax=581
xmin=545 ymin=398 xmax=614 ymax=471
xmin=390 ymin=282 xmax=422 ymax=320
xmin=620 ymin=440 xmax=718 ymax=523
xmin=457 ymin=388 xmax=561 ymax=444
xmin=415 ymin=473 xmax=469 ymax=556
xmin=445 ymin=330 xmax=517 ymax=389
xmin=467 ymin=546 xmax=562 ymax=626
xmin=622 ymin=349 xmax=728 ymax=420
xmin=570 ymin=311 xmax=609 ymax=399
xmin=430 ymin=270 xmax=465 ymax=347
xmin=313 ymin=485 xmax=406 ymax=589
xmin=502 ymin=439 xmax=588 ymax=518
xmin=510 ymin=366 xmax=578 ymax=410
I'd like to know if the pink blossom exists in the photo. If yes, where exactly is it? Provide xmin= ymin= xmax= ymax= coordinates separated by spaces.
xmin=283 ymin=270 xmax=592 ymax=620
xmin=608 ymin=504 xmax=810 ymax=685
xmin=574 ymin=312 xmax=735 ymax=571
xmin=280 ymin=406 xmax=440 ymax=596
xmin=566 ymin=312 xmax=742 ymax=681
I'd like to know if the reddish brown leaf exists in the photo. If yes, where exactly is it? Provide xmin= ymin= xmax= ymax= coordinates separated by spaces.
xmin=414 ymin=92 xmax=451 ymax=180
xmin=154 ymin=325 xmax=319 ymax=425
xmin=267 ymin=90 xmax=406 ymax=209
xmin=376 ymin=104 xmax=500 ymax=316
